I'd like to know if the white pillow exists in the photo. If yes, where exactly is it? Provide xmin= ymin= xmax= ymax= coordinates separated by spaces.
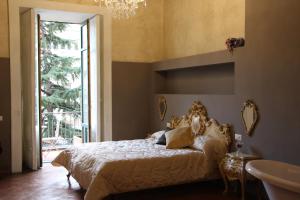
xmin=150 ymin=130 xmax=165 ymax=140
xmin=191 ymin=135 xmax=208 ymax=150
xmin=203 ymin=121 xmax=229 ymax=147
xmin=191 ymin=135 xmax=227 ymax=161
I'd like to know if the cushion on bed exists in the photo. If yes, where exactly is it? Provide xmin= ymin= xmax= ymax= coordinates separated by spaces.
xmin=203 ymin=121 xmax=228 ymax=144
xmin=191 ymin=135 xmax=207 ymax=150
xmin=151 ymin=130 xmax=165 ymax=140
xmin=155 ymin=127 xmax=173 ymax=145
xmin=191 ymin=135 xmax=227 ymax=162
xmin=165 ymin=126 xmax=194 ymax=149
xmin=191 ymin=121 xmax=229 ymax=159
xmin=156 ymin=133 xmax=166 ymax=145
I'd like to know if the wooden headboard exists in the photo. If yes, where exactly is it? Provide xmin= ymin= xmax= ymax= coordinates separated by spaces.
xmin=167 ymin=101 xmax=232 ymax=147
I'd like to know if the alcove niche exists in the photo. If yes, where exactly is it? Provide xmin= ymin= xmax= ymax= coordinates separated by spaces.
xmin=153 ymin=50 xmax=235 ymax=95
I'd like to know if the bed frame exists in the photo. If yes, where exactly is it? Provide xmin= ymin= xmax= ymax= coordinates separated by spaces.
xmin=167 ymin=101 xmax=233 ymax=148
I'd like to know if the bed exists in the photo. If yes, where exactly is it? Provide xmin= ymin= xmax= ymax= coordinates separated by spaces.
xmin=52 ymin=101 xmax=233 ymax=200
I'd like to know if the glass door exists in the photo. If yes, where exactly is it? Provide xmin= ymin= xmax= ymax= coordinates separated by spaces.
xmin=81 ymin=21 xmax=91 ymax=143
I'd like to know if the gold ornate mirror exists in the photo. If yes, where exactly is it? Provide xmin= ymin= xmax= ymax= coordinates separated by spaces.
xmin=241 ymin=100 xmax=259 ymax=136
xmin=158 ymin=96 xmax=167 ymax=121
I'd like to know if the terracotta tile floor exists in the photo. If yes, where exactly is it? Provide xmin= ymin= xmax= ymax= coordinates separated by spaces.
xmin=0 ymin=165 xmax=84 ymax=200
xmin=0 ymin=164 xmax=262 ymax=200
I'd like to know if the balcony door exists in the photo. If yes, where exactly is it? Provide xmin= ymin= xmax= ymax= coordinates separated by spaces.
xmin=10 ymin=0 xmax=112 ymax=173
xmin=20 ymin=9 xmax=40 ymax=170
xmin=20 ymin=9 xmax=103 ymax=168
xmin=81 ymin=21 xmax=90 ymax=143
xmin=81 ymin=16 xmax=102 ymax=143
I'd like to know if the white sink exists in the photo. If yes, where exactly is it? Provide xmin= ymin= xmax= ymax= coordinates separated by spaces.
xmin=246 ymin=160 xmax=300 ymax=200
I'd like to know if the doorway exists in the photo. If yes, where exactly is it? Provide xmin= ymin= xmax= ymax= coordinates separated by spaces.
xmin=10 ymin=1 xmax=112 ymax=173
xmin=13 ymin=3 xmax=112 ymax=172
xmin=39 ymin=20 xmax=90 ymax=163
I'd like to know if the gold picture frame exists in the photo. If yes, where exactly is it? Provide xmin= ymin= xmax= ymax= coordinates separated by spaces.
xmin=241 ymin=100 xmax=259 ymax=136
xmin=158 ymin=96 xmax=167 ymax=121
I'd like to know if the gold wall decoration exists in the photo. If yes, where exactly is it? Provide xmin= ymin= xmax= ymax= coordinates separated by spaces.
xmin=241 ymin=100 xmax=259 ymax=136
xmin=158 ymin=96 xmax=167 ymax=121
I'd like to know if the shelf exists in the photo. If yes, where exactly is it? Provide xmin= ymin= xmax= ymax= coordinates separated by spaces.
xmin=152 ymin=50 xmax=235 ymax=72
xmin=152 ymin=50 xmax=236 ymax=95
xmin=153 ymin=62 xmax=235 ymax=95
xmin=155 ymin=93 xmax=236 ymax=96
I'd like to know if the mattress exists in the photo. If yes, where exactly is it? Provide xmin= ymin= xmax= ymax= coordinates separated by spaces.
xmin=52 ymin=138 xmax=224 ymax=200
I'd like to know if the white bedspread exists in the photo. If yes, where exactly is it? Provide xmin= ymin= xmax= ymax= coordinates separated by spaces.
xmin=52 ymin=138 xmax=223 ymax=200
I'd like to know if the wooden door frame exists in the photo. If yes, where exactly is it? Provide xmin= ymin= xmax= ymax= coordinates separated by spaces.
xmin=9 ymin=0 xmax=112 ymax=173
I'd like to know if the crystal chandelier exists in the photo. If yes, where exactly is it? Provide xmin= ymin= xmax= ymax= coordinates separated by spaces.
xmin=95 ymin=0 xmax=147 ymax=19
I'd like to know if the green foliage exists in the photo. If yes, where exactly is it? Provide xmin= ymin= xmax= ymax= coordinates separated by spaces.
xmin=41 ymin=21 xmax=81 ymax=113
xmin=41 ymin=21 xmax=82 ymax=142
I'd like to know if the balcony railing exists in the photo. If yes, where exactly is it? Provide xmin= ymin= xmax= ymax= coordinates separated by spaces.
xmin=42 ymin=111 xmax=82 ymax=151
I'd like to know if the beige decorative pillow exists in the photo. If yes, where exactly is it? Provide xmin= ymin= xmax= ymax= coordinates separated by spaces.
xmin=203 ymin=121 xmax=229 ymax=146
xmin=165 ymin=127 xmax=194 ymax=149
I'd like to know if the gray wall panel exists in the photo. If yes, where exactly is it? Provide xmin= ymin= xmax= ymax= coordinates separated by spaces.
xmin=0 ymin=58 xmax=11 ymax=174
xmin=112 ymin=62 xmax=152 ymax=140
xmin=151 ymin=0 xmax=300 ymax=165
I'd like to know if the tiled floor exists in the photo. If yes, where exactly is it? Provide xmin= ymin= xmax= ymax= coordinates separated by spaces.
xmin=0 ymin=164 xmax=261 ymax=200
xmin=0 ymin=164 xmax=83 ymax=200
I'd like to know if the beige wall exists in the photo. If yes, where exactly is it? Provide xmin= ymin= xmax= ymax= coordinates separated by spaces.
xmin=0 ymin=0 xmax=245 ymax=60
xmin=0 ymin=0 xmax=164 ymax=62
xmin=112 ymin=0 xmax=164 ymax=62
xmin=51 ymin=0 xmax=164 ymax=62
xmin=164 ymin=0 xmax=245 ymax=59
xmin=0 ymin=0 xmax=9 ymax=58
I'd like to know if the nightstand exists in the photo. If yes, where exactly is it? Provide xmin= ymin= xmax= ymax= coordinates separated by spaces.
xmin=219 ymin=152 xmax=260 ymax=200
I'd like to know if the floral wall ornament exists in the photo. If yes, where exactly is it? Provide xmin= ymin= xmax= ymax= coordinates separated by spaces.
xmin=226 ymin=37 xmax=245 ymax=53
xmin=158 ymin=96 xmax=167 ymax=121
xmin=241 ymin=100 xmax=259 ymax=136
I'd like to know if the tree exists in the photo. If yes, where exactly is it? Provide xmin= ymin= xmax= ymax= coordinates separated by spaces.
xmin=40 ymin=21 xmax=81 ymax=142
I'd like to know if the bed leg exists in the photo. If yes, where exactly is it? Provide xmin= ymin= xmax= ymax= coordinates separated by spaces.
xmin=66 ymin=172 xmax=71 ymax=180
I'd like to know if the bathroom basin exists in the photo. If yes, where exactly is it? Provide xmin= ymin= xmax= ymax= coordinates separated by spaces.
xmin=246 ymin=160 xmax=300 ymax=200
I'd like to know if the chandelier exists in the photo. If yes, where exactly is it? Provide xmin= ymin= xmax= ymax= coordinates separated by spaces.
xmin=95 ymin=0 xmax=147 ymax=19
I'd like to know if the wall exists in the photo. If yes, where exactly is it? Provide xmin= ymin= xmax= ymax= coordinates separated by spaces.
xmin=0 ymin=0 xmax=244 ymax=61
xmin=0 ymin=0 xmax=10 ymax=174
xmin=47 ymin=0 xmax=164 ymax=62
xmin=0 ymin=0 xmax=9 ymax=58
xmin=237 ymin=0 xmax=300 ymax=164
xmin=112 ymin=62 xmax=152 ymax=140
xmin=164 ymin=0 xmax=245 ymax=59
xmin=0 ymin=58 xmax=11 ymax=174
xmin=152 ymin=0 xmax=300 ymax=165
xmin=0 ymin=0 xmax=164 ymax=62
xmin=112 ymin=0 xmax=164 ymax=62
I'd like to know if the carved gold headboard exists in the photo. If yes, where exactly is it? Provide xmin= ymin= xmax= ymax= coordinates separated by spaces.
xmin=168 ymin=101 xmax=208 ymax=134
xmin=167 ymin=101 xmax=232 ymax=147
